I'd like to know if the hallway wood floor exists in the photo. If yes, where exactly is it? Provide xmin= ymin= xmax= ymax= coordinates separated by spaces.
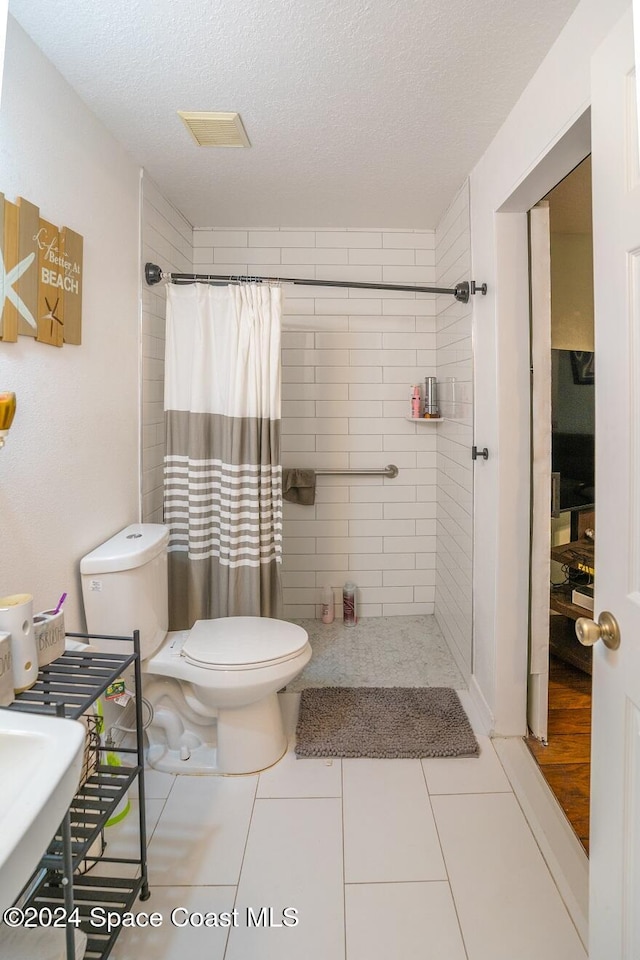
xmin=526 ymin=655 xmax=592 ymax=853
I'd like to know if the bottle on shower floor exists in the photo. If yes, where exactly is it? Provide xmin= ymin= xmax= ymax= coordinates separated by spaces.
xmin=343 ymin=582 xmax=356 ymax=626
xmin=321 ymin=585 xmax=335 ymax=624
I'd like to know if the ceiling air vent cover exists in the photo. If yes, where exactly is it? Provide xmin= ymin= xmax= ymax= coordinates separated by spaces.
xmin=177 ymin=111 xmax=251 ymax=147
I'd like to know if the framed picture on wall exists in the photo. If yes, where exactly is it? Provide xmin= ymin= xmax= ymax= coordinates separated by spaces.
xmin=570 ymin=350 xmax=595 ymax=385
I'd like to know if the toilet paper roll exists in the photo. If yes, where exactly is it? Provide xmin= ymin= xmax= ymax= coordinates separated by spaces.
xmin=0 ymin=594 xmax=38 ymax=692
xmin=33 ymin=609 xmax=66 ymax=667
xmin=0 ymin=631 xmax=14 ymax=706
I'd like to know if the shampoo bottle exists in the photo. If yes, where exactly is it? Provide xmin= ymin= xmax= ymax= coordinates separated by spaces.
xmin=410 ymin=385 xmax=421 ymax=418
xmin=343 ymin=582 xmax=356 ymax=626
xmin=423 ymin=377 xmax=439 ymax=418
xmin=321 ymin=585 xmax=335 ymax=624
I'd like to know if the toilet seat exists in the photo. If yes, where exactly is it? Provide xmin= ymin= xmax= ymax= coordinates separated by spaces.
xmin=181 ymin=616 xmax=309 ymax=671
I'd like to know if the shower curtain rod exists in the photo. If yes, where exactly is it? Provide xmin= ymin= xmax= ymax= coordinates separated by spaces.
xmin=145 ymin=262 xmax=487 ymax=304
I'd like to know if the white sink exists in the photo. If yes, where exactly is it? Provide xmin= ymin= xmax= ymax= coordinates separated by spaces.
xmin=0 ymin=709 xmax=85 ymax=911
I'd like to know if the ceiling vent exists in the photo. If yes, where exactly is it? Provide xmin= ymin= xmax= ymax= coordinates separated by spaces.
xmin=177 ymin=111 xmax=251 ymax=147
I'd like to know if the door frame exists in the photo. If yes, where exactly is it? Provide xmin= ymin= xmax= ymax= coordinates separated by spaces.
xmin=476 ymin=112 xmax=593 ymax=944
xmin=491 ymin=112 xmax=592 ymax=724
xmin=469 ymin=108 xmax=592 ymax=737
xmin=528 ymin=201 xmax=553 ymax=744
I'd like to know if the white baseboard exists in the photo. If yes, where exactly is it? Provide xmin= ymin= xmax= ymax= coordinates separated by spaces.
xmin=493 ymin=736 xmax=589 ymax=949
xmin=465 ymin=674 xmax=494 ymax=735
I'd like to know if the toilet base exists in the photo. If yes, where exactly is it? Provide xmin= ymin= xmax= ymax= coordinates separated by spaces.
xmin=147 ymin=738 xmax=288 ymax=776
xmin=146 ymin=690 xmax=289 ymax=776
xmin=147 ymin=742 xmax=221 ymax=775
xmin=217 ymin=691 xmax=288 ymax=773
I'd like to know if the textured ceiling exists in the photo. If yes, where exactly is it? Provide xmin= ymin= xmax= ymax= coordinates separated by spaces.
xmin=8 ymin=0 xmax=580 ymax=229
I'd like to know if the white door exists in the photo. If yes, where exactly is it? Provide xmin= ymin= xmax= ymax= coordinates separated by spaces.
xmin=589 ymin=8 xmax=640 ymax=957
xmin=528 ymin=203 xmax=552 ymax=742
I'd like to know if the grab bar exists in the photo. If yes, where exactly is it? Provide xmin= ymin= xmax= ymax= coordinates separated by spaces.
xmin=314 ymin=464 xmax=399 ymax=479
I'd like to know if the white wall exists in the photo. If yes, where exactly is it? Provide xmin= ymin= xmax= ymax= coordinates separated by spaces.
xmin=550 ymin=234 xmax=594 ymax=351
xmin=192 ymin=228 xmax=439 ymax=620
xmin=470 ymin=0 xmax=629 ymax=733
xmin=434 ymin=182 xmax=473 ymax=678
xmin=0 ymin=18 xmax=141 ymax=629
xmin=0 ymin=0 xmax=7 ymax=105
xmin=141 ymin=175 xmax=193 ymax=522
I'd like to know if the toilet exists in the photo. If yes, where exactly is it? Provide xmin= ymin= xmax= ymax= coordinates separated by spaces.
xmin=80 ymin=523 xmax=311 ymax=775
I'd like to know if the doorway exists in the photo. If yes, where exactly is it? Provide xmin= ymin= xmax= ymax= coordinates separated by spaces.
xmin=526 ymin=157 xmax=594 ymax=855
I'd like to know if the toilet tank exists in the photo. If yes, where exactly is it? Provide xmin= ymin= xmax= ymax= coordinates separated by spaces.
xmin=80 ymin=524 xmax=169 ymax=659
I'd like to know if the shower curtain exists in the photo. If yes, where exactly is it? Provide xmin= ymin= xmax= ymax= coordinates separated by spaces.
xmin=163 ymin=282 xmax=283 ymax=628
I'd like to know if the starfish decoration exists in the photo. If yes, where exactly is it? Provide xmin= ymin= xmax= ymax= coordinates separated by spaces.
xmin=43 ymin=296 xmax=63 ymax=326
xmin=0 ymin=249 xmax=37 ymax=336
xmin=42 ymin=296 xmax=64 ymax=343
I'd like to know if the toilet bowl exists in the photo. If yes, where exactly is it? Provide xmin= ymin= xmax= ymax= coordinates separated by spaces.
xmin=80 ymin=524 xmax=311 ymax=776
xmin=143 ymin=618 xmax=311 ymax=774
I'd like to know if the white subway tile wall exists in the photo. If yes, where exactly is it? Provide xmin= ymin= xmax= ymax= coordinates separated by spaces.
xmin=192 ymin=227 xmax=439 ymax=620
xmin=141 ymin=175 xmax=193 ymax=522
xmin=435 ymin=182 xmax=473 ymax=678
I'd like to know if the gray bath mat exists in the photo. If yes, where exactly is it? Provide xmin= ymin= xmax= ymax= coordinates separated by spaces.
xmin=295 ymin=686 xmax=479 ymax=759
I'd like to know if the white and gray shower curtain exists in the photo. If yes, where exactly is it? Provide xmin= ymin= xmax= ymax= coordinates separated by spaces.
xmin=164 ymin=283 xmax=283 ymax=628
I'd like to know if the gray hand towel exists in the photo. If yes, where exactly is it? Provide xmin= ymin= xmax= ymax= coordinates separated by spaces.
xmin=282 ymin=467 xmax=316 ymax=505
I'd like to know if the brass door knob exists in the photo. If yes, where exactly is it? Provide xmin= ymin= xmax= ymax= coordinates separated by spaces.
xmin=575 ymin=611 xmax=621 ymax=650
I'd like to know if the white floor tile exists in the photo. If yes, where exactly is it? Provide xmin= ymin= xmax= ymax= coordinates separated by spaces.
xmin=432 ymin=793 xmax=587 ymax=960
xmin=422 ymin=736 xmax=512 ymax=795
xmin=343 ymin=759 xmax=446 ymax=883
xmin=226 ymin=798 xmax=344 ymax=960
xmin=90 ymin=797 xmax=166 ymax=879
xmin=257 ymin=750 xmax=342 ymax=798
xmin=130 ymin=766 xmax=176 ymax=800
xmin=109 ymin=885 xmax=236 ymax=960
xmin=257 ymin=691 xmax=342 ymax=798
xmin=345 ymin=882 xmax=467 ymax=960
xmin=148 ymin=774 xmax=257 ymax=886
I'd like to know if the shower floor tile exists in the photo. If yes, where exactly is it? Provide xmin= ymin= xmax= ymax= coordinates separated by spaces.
xmin=287 ymin=614 xmax=464 ymax=690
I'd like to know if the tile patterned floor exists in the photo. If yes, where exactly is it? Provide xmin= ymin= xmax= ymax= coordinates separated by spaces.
xmin=287 ymin=615 xmax=465 ymax=690
xmin=109 ymin=692 xmax=586 ymax=960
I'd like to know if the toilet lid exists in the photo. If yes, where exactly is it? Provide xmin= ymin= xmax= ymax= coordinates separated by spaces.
xmin=181 ymin=617 xmax=309 ymax=668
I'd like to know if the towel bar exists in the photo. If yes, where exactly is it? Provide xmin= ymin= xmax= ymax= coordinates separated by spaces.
xmin=313 ymin=464 xmax=399 ymax=479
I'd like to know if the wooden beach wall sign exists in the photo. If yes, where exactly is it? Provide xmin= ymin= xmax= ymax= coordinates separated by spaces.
xmin=0 ymin=193 xmax=83 ymax=347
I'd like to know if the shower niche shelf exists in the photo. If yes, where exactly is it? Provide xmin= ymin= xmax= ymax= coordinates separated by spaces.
xmin=5 ymin=632 xmax=148 ymax=960
xmin=404 ymin=416 xmax=444 ymax=423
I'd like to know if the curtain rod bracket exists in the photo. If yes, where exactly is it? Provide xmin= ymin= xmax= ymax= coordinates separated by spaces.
xmin=454 ymin=280 xmax=488 ymax=303
xmin=145 ymin=262 xmax=164 ymax=286
xmin=145 ymin=262 xmax=487 ymax=301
